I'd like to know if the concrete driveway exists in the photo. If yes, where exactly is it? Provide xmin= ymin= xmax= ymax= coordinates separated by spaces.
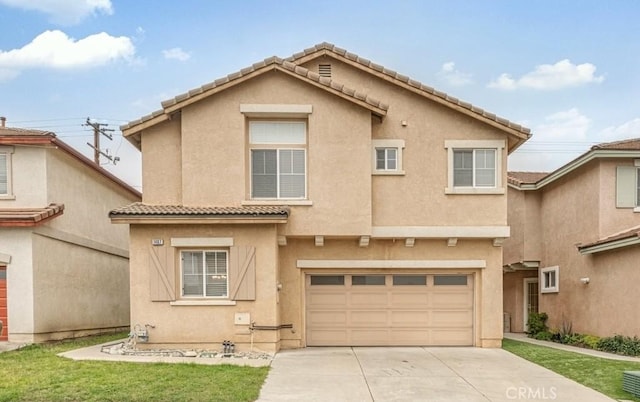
xmin=257 ymin=347 xmax=614 ymax=402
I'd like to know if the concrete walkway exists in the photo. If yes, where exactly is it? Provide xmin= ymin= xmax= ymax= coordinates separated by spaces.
xmin=257 ymin=347 xmax=614 ymax=402
xmin=504 ymin=332 xmax=640 ymax=362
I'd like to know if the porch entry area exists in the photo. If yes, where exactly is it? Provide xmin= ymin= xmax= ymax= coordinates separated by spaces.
xmin=305 ymin=273 xmax=474 ymax=346
xmin=0 ymin=265 xmax=7 ymax=341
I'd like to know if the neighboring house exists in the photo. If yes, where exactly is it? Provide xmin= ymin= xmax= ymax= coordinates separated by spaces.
xmin=503 ymin=138 xmax=640 ymax=337
xmin=0 ymin=123 xmax=141 ymax=343
xmin=110 ymin=43 xmax=530 ymax=352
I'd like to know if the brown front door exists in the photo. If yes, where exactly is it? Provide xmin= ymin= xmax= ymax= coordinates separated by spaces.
xmin=0 ymin=266 xmax=7 ymax=341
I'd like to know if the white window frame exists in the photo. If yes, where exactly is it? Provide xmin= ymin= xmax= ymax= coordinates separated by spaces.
xmin=445 ymin=140 xmax=505 ymax=194
xmin=180 ymin=250 xmax=229 ymax=299
xmin=249 ymin=121 xmax=307 ymax=200
xmin=0 ymin=146 xmax=15 ymax=200
xmin=372 ymin=139 xmax=405 ymax=175
xmin=540 ymin=266 xmax=559 ymax=294
xmin=636 ymin=160 xmax=640 ymax=210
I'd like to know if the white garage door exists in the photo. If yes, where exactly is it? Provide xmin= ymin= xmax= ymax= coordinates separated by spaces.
xmin=306 ymin=273 xmax=473 ymax=346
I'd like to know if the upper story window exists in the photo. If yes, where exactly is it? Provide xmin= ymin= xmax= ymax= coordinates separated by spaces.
xmin=615 ymin=160 xmax=640 ymax=211
xmin=453 ymin=149 xmax=496 ymax=187
xmin=181 ymin=250 xmax=228 ymax=298
xmin=0 ymin=146 xmax=14 ymax=199
xmin=372 ymin=139 xmax=405 ymax=175
xmin=445 ymin=140 xmax=505 ymax=194
xmin=250 ymin=121 xmax=307 ymax=199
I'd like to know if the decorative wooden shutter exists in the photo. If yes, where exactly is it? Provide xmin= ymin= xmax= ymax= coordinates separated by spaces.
xmin=616 ymin=166 xmax=637 ymax=208
xmin=229 ymin=246 xmax=256 ymax=301
xmin=149 ymin=246 xmax=176 ymax=301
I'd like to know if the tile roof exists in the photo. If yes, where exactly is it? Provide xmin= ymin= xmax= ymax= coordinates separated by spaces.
xmin=121 ymin=57 xmax=388 ymax=132
xmin=577 ymin=225 xmax=640 ymax=252
xmin=0 ymin=203 xmax=64 ymax=227
xmin=507 ymin=172 xmax=550 ymax=186
xmin=109 ymin=203 xmax=290 ymax=218
xmin=287 ymin=42 xmax=531 ymax=138
xmin=0 ymin=126 xmax=53 ymax=136
xmin=591 ymin=138 xmax=640 ymax=150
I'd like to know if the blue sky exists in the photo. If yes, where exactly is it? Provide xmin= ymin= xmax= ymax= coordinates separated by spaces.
xmin=1 ymin=0 xmax=639 ymax=190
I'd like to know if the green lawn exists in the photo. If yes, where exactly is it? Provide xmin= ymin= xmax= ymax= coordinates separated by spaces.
xmin=503 ymin=338 xmax=640 ymax=401
xmin=0 ymin=333 xmax=269 ymax=402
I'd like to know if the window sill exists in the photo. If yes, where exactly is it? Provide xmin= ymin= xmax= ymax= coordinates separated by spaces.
xmin=0 ymin=195 xmax=16 ymax=200
xmin=170 ymin=300 xmax=237 ymax=306
xmin=634 ymin=207 xmax=640 ymax=213
xmin=445 ymin=187 xmax=505 ymax=195
xmin=242 ymin=200 xmax=313 ymax=206
xmin=540 ymin=289 xmax=559 ymax=294
xmin=373 ymin=170 xmax=405 ymax=176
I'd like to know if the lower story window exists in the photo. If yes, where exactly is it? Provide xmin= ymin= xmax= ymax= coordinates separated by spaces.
xmin=181 ymin=250 xmax=228 ymax=298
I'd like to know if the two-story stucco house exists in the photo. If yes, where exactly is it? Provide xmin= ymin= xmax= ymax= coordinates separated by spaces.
xmin=110 ymin=43 xmax=530 ymax=352
xmin=503 ymin=138 xmax=640 ymax=337
xmin=0 ymin=123 xmax=141 ymax=343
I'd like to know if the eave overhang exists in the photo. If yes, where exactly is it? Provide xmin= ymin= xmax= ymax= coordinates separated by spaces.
xmin=109 ymin=203 xmax=290 ymax=225
xmin=577 ymin=232 xmax=640 ymax=255
xmin=0 ymin=203 xmax=65 ymax=227
xmin=509 ymin=150 xmax=640 ymax=191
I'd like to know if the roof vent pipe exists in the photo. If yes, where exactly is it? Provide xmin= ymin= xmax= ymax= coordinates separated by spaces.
xmin=0 ymin=117 xmax=5 ymax=127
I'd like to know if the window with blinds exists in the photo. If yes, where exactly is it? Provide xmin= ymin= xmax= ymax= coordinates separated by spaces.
xmin=181 ymin=250 xmax=228 ymax=298
xmin=250 ymin=121 xmax=307 ymax=199
xmin=453 ymin=149 xmax=496 ymax=187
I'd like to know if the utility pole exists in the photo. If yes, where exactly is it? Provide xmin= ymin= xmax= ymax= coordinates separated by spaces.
xmin=84 ymin=118 xmax=119 ymax=165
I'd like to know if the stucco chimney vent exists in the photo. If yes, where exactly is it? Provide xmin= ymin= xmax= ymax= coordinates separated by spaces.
xmin=318 ymin=64 xmax=331 ymax=78
xmin=0 ymin=117 xmax=5 ymax=127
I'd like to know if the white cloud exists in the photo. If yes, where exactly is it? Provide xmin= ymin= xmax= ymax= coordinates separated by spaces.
xmin=536 ymin=108 xmax=591 ymax=141
xmin=162 ymin=47 xmax=191 ymax=62
xmin=488 ymin=60 xmax=604 ymax=90
xmin=508 ymin=108 xmax=592 ymax=172
xmin=0 ymin=0 xmax=113 ymax=25
xmin=600 ymin=118 xmax=640 ymax=141
xmin=0 ymin=30 xmax=135 ymax=78
xmin=437 ymin=61 xmax=472 ymax=86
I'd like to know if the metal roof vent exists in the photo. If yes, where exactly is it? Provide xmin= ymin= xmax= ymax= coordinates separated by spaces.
xmin=319 ymin=64 xmax=331 ymax=78
xmin=624 ymin=371 xmax=640 ymax=398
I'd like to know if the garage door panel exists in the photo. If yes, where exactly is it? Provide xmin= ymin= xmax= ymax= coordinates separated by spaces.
xmin=350 ymin=292 xmax=388 ymax=307
xmin=390 ymin=311 xmax=429 ymax=325
xmin=306 ymin=274 xmax=473 ymax=346
xmin=308 ymin=330 xmax=349 ymax=345
xmin=308 ymin=311 xmax=347 ymax=326
xmin=390 ymin=292 xmax=429 ymax=306
xmin=308 ymin=292 xmax=347 ymax=306
xmin=350 ymin=310 xmax=388 ymax=325
xmin=430 ymin=310 xmax=473 ymax=326
xmin=431 ymin=291 xmax=473 ymax=308
xmin=351 ymin=329 xmax=389 ymax=343
xmin=431 ymin=329 xmax=473 ymax=345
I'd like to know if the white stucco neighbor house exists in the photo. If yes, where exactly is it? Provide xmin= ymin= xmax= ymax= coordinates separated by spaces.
xmin=0 ymin=123 xmax=141 ymax=343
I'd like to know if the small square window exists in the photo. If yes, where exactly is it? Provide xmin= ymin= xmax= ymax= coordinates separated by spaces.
xmin=540 ymin=266 xmax=559 ymax=293
xmin=181 ymin=250 xmax=228 ymax=298
xmin=372 ymin=139 xmax=405 ymax=175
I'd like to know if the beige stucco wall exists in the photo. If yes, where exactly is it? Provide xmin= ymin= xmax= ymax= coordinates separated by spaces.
xmin=141 ymin=118 xmax=182 ymax=204
xmin=507 ymin=159 xmax=640 ymax=337
xmin=128 ymin=224 xmax=282 ymax=353
xmin=301 ymin=58 xmax=509 ymax=227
